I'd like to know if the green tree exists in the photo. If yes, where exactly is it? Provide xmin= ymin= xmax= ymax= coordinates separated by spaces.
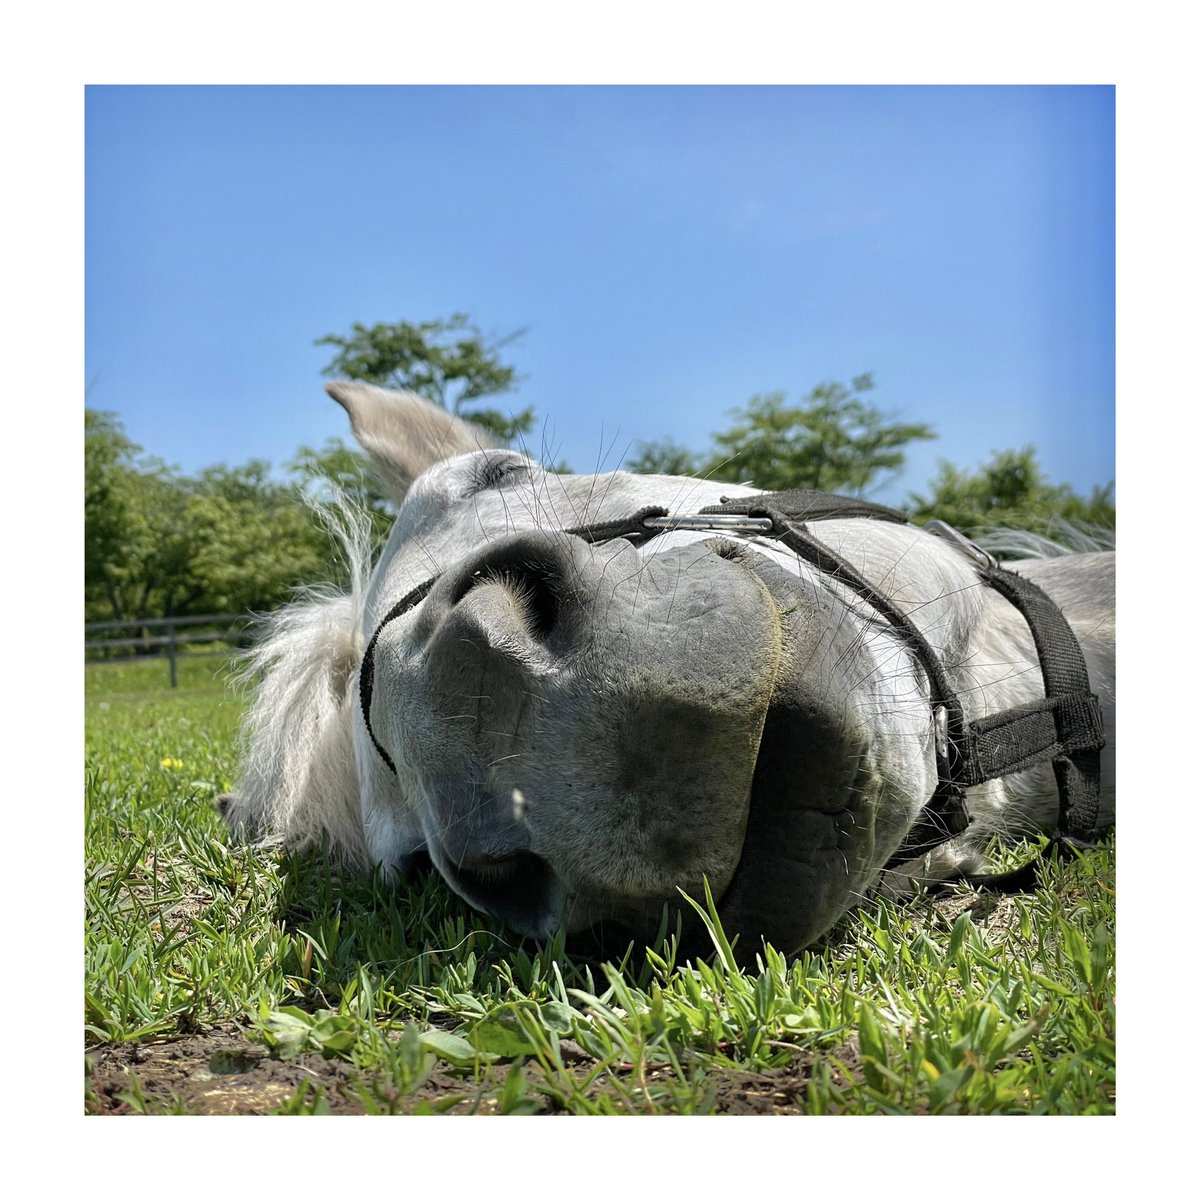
xmin=181 ymin=463 xmax=330 ymax=616
xmin=85 ymin=410 xmax=193 ymax=624
xmin=315 ymin=313 xmax=535 ymax=443
xmin=85 ymin=408 xmax=140 ymax=612
xmin=906 ymin=446 xmax=1115 ymax=537
xmin=626 ymin=374 xmax=935 ymax=494
xmin=85 ymin=409 xmax=333 ymax=626
xmin=706 ymin=375 xmax=935 ymax=492
xmin=624 ymin=437 xmax=702 ymax=477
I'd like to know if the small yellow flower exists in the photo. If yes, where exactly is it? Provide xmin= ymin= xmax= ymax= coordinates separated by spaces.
xmin=159 ymin=757 xmax=184 ymax=770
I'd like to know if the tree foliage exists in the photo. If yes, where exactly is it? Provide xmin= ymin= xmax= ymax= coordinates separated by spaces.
xmin=624 ymin=437 xmax=701 ymax=477
xmin=627 ymin=374 xmax=935 ymax=495
xmin=85 ymin=411 xmax=191 ymax=624
xmin=183 ymin=463 xmax=329 ymax=615
xmin=85 ymin=409 xmax=143 ymax=605
xmin=708 ymin=376 xmax=935 ymax=492
xmin=315 ymin=313 xmax=534 ymax=443
xmin=85 ymin=410 xmax=330 ymax=626
xmin=906 ymin=446 xmax=1115 ymax=536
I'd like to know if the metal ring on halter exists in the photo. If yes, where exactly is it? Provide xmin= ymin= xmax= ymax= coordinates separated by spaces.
xmin=642 ymin=514 xmax=776 ymax=533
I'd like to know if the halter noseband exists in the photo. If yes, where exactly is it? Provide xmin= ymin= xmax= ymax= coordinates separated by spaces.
xmin=358 ymin=489 xmax=1106 ymax=884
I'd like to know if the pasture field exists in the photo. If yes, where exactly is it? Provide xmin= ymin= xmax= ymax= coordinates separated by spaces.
xmin=85 ymin=655 xmax=1115 ymax=1115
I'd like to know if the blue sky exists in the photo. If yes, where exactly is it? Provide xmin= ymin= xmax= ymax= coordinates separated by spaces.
xmin=85 ymin=85 xmax=1114 ymax=506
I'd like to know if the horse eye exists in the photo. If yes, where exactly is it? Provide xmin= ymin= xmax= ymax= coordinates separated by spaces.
xmin=470 ymin=455 xmax=530 ymax=493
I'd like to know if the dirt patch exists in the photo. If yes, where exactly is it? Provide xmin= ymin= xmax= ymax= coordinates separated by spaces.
xmin=930 ymin=888 xmax=1023 ymax=930
xmin=86 ymin=1024 xmax=864 ymax=1116
xmin=87 ymin=1024 xmax=546 ymax=1115
xmin=706 ymin=1043 xmax=864 ymax=1115
xmin=87 ymin=1024 xmax=363 ymax=1114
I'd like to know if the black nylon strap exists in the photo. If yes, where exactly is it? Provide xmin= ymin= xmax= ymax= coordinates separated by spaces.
xmin=358 ymin=576 xmax=439 ymax=776
xmin=702 ymin=489 xmax=908 ymax=525
xmin=564 ymin=505 xmax=668 ymax=544
xmin=962 ymin=695 xmax=1106 ymax=781
xmin=963 ymin=563 xmax=1106 ymax=840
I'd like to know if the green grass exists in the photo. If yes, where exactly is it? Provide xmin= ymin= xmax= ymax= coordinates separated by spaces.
xmin=85 ymin=656 xmax=1115 ymax=1115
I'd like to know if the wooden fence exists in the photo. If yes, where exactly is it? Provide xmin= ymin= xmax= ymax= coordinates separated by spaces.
xmin=84 ymin=613 xmax=255 ymax=687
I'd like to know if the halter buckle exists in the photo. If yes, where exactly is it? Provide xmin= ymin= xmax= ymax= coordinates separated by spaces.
xmin=643 ymin=514 xmax=776 ymax=533
xmin=933 ymin=705 xmax=949 ymax=760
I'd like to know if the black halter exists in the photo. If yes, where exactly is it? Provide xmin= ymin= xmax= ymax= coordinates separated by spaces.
xmin=358 ymin=489 xmax=1106 ymax=885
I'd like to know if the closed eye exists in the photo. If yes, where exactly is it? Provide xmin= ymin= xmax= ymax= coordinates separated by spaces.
xmin=468 ymin=452 xmax=531 ymax=494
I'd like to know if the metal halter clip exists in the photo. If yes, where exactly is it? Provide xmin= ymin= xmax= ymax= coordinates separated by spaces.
xmin=933 ymin=705 xmax=949 ymax=760
xmin=643 ymin=514 xmax=776 ymax=533
xmin=923 ymin=519 xmax=999 ymax=571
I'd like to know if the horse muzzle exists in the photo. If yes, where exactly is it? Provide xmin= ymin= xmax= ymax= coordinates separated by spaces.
xmin=364 ymin=529 xmax=930 ymax=955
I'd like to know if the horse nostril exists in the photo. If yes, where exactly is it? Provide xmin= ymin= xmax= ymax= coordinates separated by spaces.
xmin=453 ymin=546 xmax=567 ymax=643
xmin=509 ymin=561 xmax=560 ymax=640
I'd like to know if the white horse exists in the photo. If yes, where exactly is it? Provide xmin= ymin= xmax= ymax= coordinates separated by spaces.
xmin=223 ymin=383 xmax=1115 ymax=956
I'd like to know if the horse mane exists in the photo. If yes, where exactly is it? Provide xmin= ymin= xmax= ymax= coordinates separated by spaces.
xmin=974 ymin=519 xmax=1115 ymax=560
xmin=226 ymin=492 xmax=375 ymax=863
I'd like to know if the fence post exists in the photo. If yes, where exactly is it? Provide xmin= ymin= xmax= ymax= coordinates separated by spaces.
xmin=167 ymin=622 xmax=178 ymax=688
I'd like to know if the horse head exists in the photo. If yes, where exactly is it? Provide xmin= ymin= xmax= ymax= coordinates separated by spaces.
xmin=224 ymin=384 xmax=1115 ymax=956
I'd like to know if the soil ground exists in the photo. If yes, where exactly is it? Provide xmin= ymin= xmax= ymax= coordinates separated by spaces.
xmin=85 ymin=1022 xmax=867 ymax=1116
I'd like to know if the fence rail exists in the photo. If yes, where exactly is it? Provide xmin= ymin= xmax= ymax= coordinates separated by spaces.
xmin=85 ymin=612 xmax=256 ymax=687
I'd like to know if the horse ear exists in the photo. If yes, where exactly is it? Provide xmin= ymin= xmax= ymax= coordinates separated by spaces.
xmin=325 ymin=381 xmax=500 ymax=506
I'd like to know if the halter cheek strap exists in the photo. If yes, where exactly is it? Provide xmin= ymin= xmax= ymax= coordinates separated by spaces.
xmin=357 ymin=575 xmax=438 ymax=775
